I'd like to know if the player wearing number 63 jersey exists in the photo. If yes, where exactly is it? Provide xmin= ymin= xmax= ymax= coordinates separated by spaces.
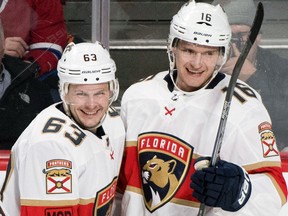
xmin=0 ymin=42 xmax=125 ymax=215
xmin=118 ymin=1 xmax=287 ymax=216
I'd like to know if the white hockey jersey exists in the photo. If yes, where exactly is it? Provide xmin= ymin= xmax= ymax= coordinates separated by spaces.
xmin=0 ymin=103 xmax=125 ymax=216
xmin=118 ymin=71 xmax=287 ymax=216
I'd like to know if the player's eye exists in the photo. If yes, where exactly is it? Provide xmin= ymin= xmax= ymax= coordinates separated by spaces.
xmin=75 ymin=91 xmax=86 ymax=97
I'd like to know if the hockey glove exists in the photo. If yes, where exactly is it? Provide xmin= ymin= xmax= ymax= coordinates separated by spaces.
xmin=190 ymin=157 xmax=251 ymax=212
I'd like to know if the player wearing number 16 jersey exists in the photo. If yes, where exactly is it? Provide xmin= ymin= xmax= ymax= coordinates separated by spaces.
xmin=0 ymin=42 xmax=125 ymax=215
xmin=118 ymin=1 xmax=287 ymax=215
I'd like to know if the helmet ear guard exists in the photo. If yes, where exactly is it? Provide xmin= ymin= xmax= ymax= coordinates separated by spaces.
xmin=167 ymin=38 xmax=179 ymax=71
xmin=167 ymin=48 xmax=175 ymax=71
xmin=109 ymin=78 xmax=119 ymax=104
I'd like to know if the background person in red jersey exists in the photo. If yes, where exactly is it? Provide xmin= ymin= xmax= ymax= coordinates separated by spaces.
xmin=0 ymin=0 xmax=68 ymax=77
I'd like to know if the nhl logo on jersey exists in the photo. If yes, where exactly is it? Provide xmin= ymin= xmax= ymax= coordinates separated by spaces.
xmin=258 ymin=122 xmax=279 ymax=158
xmin=138 ymin=132 xmax=193 ymax=212
xmin=43 ymin=159 xmax=72 ymax=194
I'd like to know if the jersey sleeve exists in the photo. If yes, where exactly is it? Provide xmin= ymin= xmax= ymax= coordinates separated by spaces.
xmin=23 ymin=0 xmax=68 ymax=75
xmin=0 ymin=118 xmax=80 ymax=215
xmin=1 ymin=138 xmax=79 ymax=215
xmin=219 ymin=99 xmax=287 ymax=215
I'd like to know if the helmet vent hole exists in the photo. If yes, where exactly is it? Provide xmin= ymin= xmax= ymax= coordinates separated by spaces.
xmin=84 ymin=78 xmax=88 ymax=82
xmin=206 ymin=40 xmax=209 ymax=43
xmin=194 ymin=37 xmax=197 ymax=41
xmin=96 ymin=78 xmax=99 ymax=81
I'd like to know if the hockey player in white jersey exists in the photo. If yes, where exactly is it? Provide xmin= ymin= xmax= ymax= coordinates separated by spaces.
xmin=118 ymin=1 xmax=287 ymax=215
xmin=0 ymin=42 xmax=125 ymax=215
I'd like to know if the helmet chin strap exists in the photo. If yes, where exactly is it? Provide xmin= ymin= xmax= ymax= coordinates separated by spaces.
xmin=62 ymin=100 xmax=72 ymax=118
xmin=168 ymin=49 xmax=175 ymax=72
xmin=108 ymin=79 xmax=119 ymax=105
xmin=169 ymin=63 xmax=222 ymax=96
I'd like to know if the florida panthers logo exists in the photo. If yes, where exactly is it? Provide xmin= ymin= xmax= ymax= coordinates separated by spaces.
xmin=43 ymin=159 xmax=73 ymax=194
xmin=258 ymin=122 xmax=279 ymax=157
xmin=138 ymin=132 xmax=193 ymax=212
xmin=94 ymin=177 xmax=118 ymax=216
xmin=142 ymin=156 xmax=179 ymax=209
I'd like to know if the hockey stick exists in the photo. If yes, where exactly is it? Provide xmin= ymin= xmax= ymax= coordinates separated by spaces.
xmin=197 ymin=2 xmax=264 ymax=216
xmin=0 ymin=201 xmax=8 ymax=216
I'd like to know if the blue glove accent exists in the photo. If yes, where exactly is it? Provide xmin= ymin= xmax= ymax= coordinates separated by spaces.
xmin=190 ymin=157 xmax=252 ymax=212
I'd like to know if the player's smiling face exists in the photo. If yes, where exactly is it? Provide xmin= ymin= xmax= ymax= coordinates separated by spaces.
xmin=65 ymin=83 xmax=110 ymax=132
xmin=173 ymin=40 xmax=220 ymax=92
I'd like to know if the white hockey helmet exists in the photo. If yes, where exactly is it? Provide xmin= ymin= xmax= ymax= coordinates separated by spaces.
xmin=167 ymin=0 xmax=231 ymax=71
xmin=57 ymin=41 xmax=119 ymax=104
